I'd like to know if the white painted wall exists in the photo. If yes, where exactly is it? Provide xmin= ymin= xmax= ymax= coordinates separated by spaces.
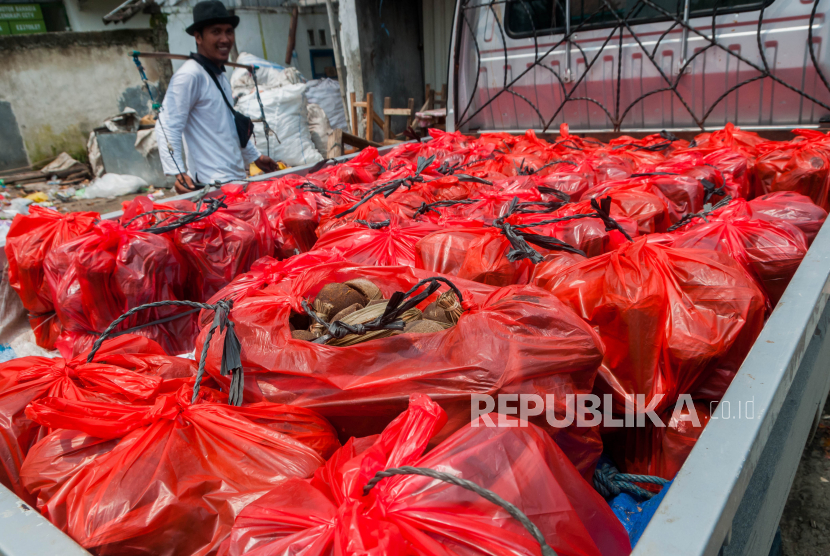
xmin=422 ymin=0 xmax=454 ymax=91
xmin=165 ymin=7 xmax=329 ymax=81
xmin=63 ymin=0 xmax=152 ymax=31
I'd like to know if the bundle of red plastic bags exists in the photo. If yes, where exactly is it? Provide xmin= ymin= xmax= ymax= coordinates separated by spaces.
xmin=4 ymin=206 xmax=99 ymax=349
xmin=43 ymin=220 xmax=198 ymax=357
xmin=221 ymin=394 xmax=631 ymax=556
xmin=20 ymin=378 xmax=339 ymax=555
xmin=197 ymin=261 xmax=606 ymax=477
xmin=540 ymin=239 xmax=767 ymax=413
xmin=0 ymin=334 xmax=195 ymax=503
xmin=5 ymin=123 xmax=830 ymax=555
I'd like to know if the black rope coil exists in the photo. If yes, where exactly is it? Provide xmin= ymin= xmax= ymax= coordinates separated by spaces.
xmin=593 ymin=460 xmax=669 ymax=500
xmin=302 ymin=277 xmax=464 ymax=345
xmin=86 ymin=298 xmax=244 ymax=406
xmin=362 ymin=466 xmax=557 ymax=556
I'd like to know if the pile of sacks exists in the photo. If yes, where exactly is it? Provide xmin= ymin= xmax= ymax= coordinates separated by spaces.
xmin=230 ymin=52 xmax=348 ymax=166
xmin=2 ymin=123 xmax=828 ymax=555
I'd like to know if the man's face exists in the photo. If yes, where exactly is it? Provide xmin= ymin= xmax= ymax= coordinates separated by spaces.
xmin=195 ymin=23 xmax=235 ymax=64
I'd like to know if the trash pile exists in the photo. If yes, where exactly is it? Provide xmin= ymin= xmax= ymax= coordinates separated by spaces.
xmin=1 ymin=123 xmax=827 ymax=554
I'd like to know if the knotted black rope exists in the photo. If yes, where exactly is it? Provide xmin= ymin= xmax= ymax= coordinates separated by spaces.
xmin=336 ymin=155 xmax=437 ymax=218
xmin=133 ymin=197 xmax=227 ymax=234
xmin=666 ymin=195 xmax=733 ymax=232
xmin=363 ymin=466 xmax=557 ymax=556
xmin=589 ymin=197 xmax=635 ymax=242
xmin=296 ymin=181 xmax=343 ymax=198
xmin=355 ymin=219 xmax=390 ymax=229
xmin=701 ymin=178 xmax=726 ymax=204
xmin=512 ymin=194 xmax=570 ymax=214
xmin=612 ymin=131 xmax=680 ymax=153
xmin=593 ymin=460 xmax=669 ymax=500
xmin=302 ymin=277 xmax=463 ymax=345
xmin=122 ymin=208 xmax=193 ymax=229
xmin=413 ymin=199 xmax=478 ymax=218
xmin=518 ymin=158 xmax=577 ymax=176
xmin=305 ymin=157 xmax=339 ymax=175
xmin=630 ymin=172 xmax=680 ymax=178
xmin=86 ymin=299 xmax=244 ymax=406
xmin=506 ymin=196 xmax=635 ymax=244
xmin=536 ymin=186 xmax=573 ymax=202
xmin=435 ymin=155 xmax=495 ymax=175
xmin=493 ymin=198 xmax=587 ymax=264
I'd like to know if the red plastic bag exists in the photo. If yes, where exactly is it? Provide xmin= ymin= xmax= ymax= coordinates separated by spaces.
xmin=414 ymin=226 xmax=534 ymax=286
xmin=5 ymin=206 xmax=99 ymax=316
xmin=314 ymin=219 xmax=442 ymax=267
xmin=753 ymin=130 xmax=830 ymax=209
xmin=0 ymin=335 xmax=195 ymax=503
xmin=543 ymin=239 xmax=766 ymax=414
xmin=266 ymin=194 xmax=321 ymax=258
xmin=203 ymin=250 xmax=347 ymax=315
xmin=577 ymin=182 xmax=671 ymax=233
xmin=604 ymin=401 xmax=712 ymax=481
xmin=197 ymin=262 xmax=605 ymax=476
xmin=684 ymin=123 xmax=766 ymax=156
xmin=173 ymin=205 xmax=272 ymax=301
xmin=5 ymin=207 xmax=99 ymax=349
xmin=221 ymin=394 xmax=631 ymax=556
xmin=27 ymin=312 xmax=62 ymax=351
xmin=671 ymin=217 xmax=808 ymax=307
xmin=43 ymin=220 xmax=198 ymax=358
xmin=748 ymin=191 xmax=828 ymax=245
xmin=21 ymin=382 xmax=339 ymax=556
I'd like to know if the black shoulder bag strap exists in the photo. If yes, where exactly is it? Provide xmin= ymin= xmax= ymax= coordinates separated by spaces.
xmin=191 ymin=55 xmax=255 ymax=149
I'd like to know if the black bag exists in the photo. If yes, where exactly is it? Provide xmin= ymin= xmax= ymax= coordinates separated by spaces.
xmin=191 ymin=55 xmax=254 ymax=149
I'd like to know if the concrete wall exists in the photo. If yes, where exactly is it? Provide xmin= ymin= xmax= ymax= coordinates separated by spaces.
xmin=0 ymin=29 xmax=166 ymax=169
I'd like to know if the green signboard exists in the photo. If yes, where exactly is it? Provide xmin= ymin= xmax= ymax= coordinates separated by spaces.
xmin=0 ymin=21 xmax=10 ymax=35
xmin=0 ymin=5 xmax=42 ymax=21
xmin=10 ymin=20 xmax=46 ymax=34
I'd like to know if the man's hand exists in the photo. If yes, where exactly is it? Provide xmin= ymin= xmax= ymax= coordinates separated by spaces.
xmin=174 ymin=173 xmax=197 ymax=195
xmin=254 ymin=155 xmax=280 ymax=174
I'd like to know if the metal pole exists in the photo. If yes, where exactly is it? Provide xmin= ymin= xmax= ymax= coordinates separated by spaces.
xmin=564 ymin=0 xmax=572 ymax=82
xmin=325 ymin=0 xmax=352 ymax=131
xmin=677 ymin=0 xmax=691 ymax=74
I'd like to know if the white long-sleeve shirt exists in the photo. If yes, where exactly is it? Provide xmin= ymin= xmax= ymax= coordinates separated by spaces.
xmin=156 ymin=57 xmax=260 ymax=183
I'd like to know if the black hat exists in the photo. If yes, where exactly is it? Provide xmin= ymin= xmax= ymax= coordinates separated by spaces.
xmin=186 ymin=1 xmax=240 ymax=36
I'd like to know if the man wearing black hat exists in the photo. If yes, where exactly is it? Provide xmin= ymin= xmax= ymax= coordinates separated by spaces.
xmin=156 ymin=0 xmax=279 ymax=193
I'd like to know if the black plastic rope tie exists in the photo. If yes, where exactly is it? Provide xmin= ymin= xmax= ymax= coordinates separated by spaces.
xmin=335 ymin=155 xmax=438 ymax=219
xmin=493 ymin=197 xmax=586 ymax=263
xmin=593 ymin=460 xmax=669 ymax=500
xmin=355 ymin=219 xmax=391 ymax=229
xmin=589 ymin=196 xmax=635 ymax=242
xmin=85 ymin=298 xmax=244 ymax=406
xmin=413 ymin=199 xmax=478 ymax=218
xmin=701 ymin=178 xmax=726 ymax=204
xmin=301 ymin=276 xmax=464 ymax=345
xmin=139 ymin=197 xmax=227 ymax=234
xmin=301 ymin=299 xmax=406 ymax=344
xmin=666 ymin=195 xmax=733 ymax=232
xmin=362 ymin=466 xmax=557 ymax=556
